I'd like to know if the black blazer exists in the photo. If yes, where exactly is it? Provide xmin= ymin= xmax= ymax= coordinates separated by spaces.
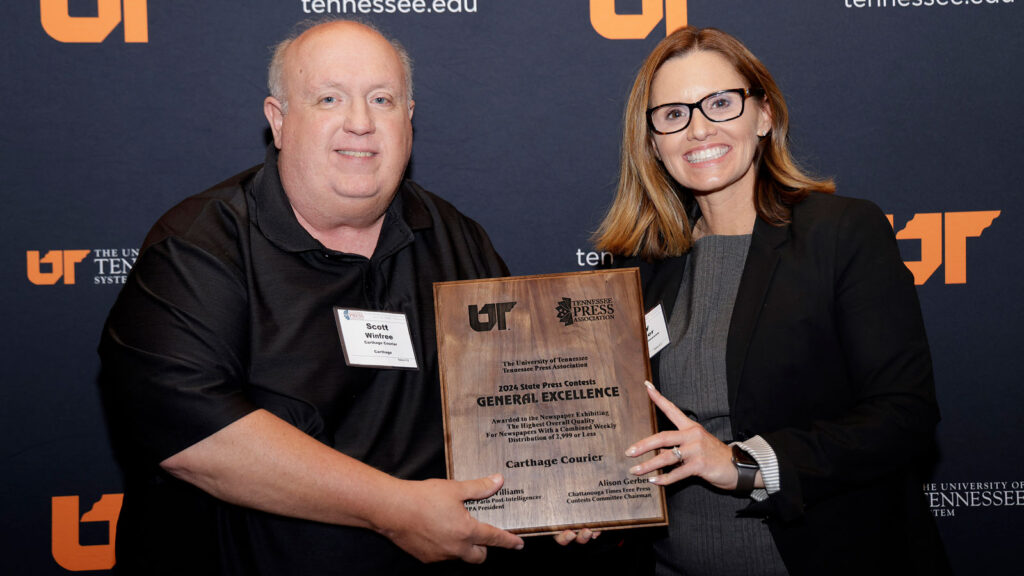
xmin=616 ymin=193 xmax=949 ymax=575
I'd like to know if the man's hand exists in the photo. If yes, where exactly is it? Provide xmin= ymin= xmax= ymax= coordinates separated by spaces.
xmin=376 ymin=474 xmax=524 ymax=564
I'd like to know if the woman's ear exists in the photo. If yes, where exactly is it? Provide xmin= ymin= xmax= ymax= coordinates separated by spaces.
xmin=650 ymin=137 xmax=662 ymax=161
xmin=757 ymin=97 xmax=773 ymax=137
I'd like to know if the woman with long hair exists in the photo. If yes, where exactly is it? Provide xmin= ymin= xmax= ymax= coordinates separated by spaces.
xmin=596 ymin=26 xmax=949 ymax=575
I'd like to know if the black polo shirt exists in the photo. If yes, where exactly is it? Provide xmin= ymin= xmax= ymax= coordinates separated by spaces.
xmin=99 ymin=145 xmax=508 ymax=575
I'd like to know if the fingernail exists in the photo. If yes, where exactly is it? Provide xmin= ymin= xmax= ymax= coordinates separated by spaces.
xmin=625 ymin=446 xmax=637 ymax=456
xmin=644 ymin=381 xmax=655 ymax=390
xmin=490 ymin=474 xmax=502 ymax=485
xmin=630 ymin=465 xmax=641 ymax=475
xmin=516 ymin=542 xmax=525 ymax=550
xmin=648 ymin=476 xmax=659 ymax=484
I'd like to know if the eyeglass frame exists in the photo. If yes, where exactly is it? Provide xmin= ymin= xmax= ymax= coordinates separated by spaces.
xmin=646 ymin=87 xmax=765 ymax=135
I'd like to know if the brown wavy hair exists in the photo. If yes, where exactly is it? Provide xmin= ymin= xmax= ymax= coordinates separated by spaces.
xmin=594 ymin=26 xmax=834 ymax=260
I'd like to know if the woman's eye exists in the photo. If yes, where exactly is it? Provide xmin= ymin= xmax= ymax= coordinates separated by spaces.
xmin=664 ymin=107 xmax=687 ymax=121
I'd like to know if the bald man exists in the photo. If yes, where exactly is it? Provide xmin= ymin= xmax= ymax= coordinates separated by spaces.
xmin=100 ymin=20 xmax=523 ymax=575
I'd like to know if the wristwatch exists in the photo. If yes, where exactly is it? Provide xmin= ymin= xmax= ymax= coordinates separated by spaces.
xmin=731 ymin=444 xmax=759 ymax=494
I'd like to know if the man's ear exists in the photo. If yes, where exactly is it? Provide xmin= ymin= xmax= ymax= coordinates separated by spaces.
xmin=264 ymin=97 xmax=285 ymax=148
xmin=408 ymin=99 xmax=415 ymax=121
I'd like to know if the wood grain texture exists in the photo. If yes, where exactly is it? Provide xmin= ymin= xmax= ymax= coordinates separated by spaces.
xmin=434 ymin=269 xmax=667 ymax=535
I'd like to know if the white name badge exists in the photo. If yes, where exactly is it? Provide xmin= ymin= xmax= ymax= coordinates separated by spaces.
xmin=645 ymin=304 xmax=670 ymax=358
xmin=334 ymin=308 xmax=419 ymax=370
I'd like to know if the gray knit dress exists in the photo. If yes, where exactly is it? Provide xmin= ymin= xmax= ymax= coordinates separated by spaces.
xmin=653 ymin=234 xmax=788 ymax=576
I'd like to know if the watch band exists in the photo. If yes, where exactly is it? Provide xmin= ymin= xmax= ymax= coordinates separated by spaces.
xmin=732 ymin=444 xmax=759 ymax=494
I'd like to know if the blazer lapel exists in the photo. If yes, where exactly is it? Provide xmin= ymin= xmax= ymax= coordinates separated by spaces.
xmin=633 ymin=254 xmax=688 ymax=391
xmin=726 ymin=218 xmax=789 ymax=409
xmin=642 ymin=254 xmax=688 ymax=321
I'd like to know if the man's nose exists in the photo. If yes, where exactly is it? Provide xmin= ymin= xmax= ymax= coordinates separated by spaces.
xmin=344 ymin=100 xmax=374 ymax=135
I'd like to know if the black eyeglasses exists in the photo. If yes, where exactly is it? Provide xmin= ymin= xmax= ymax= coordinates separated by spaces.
xmin=646 ymin=88 xmax=763 ymax=135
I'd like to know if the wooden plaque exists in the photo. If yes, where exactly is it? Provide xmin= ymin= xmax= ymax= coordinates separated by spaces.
xmin=434 ymin=269 xmax=667 ymax=535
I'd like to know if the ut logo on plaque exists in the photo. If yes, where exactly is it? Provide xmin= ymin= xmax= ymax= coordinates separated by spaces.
xmin=51 ymin=493 xmax=123 ymax=571
xmin=469 ymin=302 xmax=516 ymax=332
xmin=590 ymin=0 xmax=688 ymax=39
xmin=888 ymin=210 xmax=1000 ymax=285
xmin=26 ymin=250 xmax=91 ymax=285
xmin=41 ymin=0 xmax=149 ymax=43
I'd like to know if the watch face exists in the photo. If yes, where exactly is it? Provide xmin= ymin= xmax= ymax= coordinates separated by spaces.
xmin=732 ymin=445 xmax=758 ymax=468
xmin=732 ymin=445 xmax=758 ymax=493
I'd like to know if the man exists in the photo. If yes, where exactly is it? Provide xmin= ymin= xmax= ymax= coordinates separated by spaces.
xmin=99 ymin=20 xmax=523 ymax=574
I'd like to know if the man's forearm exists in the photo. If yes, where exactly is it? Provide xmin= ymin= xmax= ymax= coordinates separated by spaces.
xmin=159 ymin=408 xmax=524 ymax=563
xmin=161 ymin=409 xmax=402 ymax=532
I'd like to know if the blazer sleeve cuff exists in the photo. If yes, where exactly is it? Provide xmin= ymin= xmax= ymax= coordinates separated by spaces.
xmin=734 ymin=436 xmax=781 ymax=501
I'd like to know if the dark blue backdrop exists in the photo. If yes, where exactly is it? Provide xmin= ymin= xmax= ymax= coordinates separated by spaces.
xmin=4 ymin=1 xmax=1022 ymax=573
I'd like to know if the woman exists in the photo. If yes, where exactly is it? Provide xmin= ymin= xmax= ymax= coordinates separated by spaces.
xmin=595 ymin=27 xmax=949 ymax=575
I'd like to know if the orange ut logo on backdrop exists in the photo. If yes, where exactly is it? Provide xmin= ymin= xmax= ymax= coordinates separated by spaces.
xmin=590 ymin=0 xmax=688 ymax=39
xmin=888 ymin=211 xmax=1000 ymax=285
xmin=41 ymin=0 xmax=148 ymax=43
xmin=26 ymin=250 xmax=91 ymax=285
xmin=52 ymin=494 xmax=123 ymax=571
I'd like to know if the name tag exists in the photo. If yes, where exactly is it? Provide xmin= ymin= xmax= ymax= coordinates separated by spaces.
xmin=645 ymin=304 xmax=669 ymax=358
xmin=334 ymin=308 xmax=419 ymax=370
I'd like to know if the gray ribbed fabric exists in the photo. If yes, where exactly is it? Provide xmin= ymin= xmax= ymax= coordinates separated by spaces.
xmin=654 ymin=234 xmax=788 ymax=576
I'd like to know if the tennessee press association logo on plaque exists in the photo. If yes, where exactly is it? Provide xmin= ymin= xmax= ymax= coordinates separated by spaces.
xmin=556 ymin=297 xmax=616 ymax=327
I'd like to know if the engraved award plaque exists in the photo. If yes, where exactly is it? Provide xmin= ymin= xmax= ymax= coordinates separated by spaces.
xmin=434 ymin=269 xmax=667 ymax=535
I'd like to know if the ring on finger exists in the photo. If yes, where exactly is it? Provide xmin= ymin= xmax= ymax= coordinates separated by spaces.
xmin=671 ymin=446 xmax=683 ymax=463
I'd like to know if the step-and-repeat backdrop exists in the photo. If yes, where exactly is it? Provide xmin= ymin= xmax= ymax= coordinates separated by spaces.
xmin=3 ymin=1 xmax=1021 ymax=573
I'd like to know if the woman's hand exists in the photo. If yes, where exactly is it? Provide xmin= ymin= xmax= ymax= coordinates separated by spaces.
xmin=625 ymin=382 xmax=738 ymax=490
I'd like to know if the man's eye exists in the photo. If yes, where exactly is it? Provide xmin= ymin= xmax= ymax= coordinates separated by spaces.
xmin=372 ymin=96 xmax=391 ymax=105
xmin=321 ymin=96 xmax=336 ymax=104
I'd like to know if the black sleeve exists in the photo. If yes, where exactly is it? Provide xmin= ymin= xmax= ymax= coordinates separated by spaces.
xmin=99 ymin=235 xmax=257 ymax=467
xmin=760 ymin=199 xmax=939 ymax=520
